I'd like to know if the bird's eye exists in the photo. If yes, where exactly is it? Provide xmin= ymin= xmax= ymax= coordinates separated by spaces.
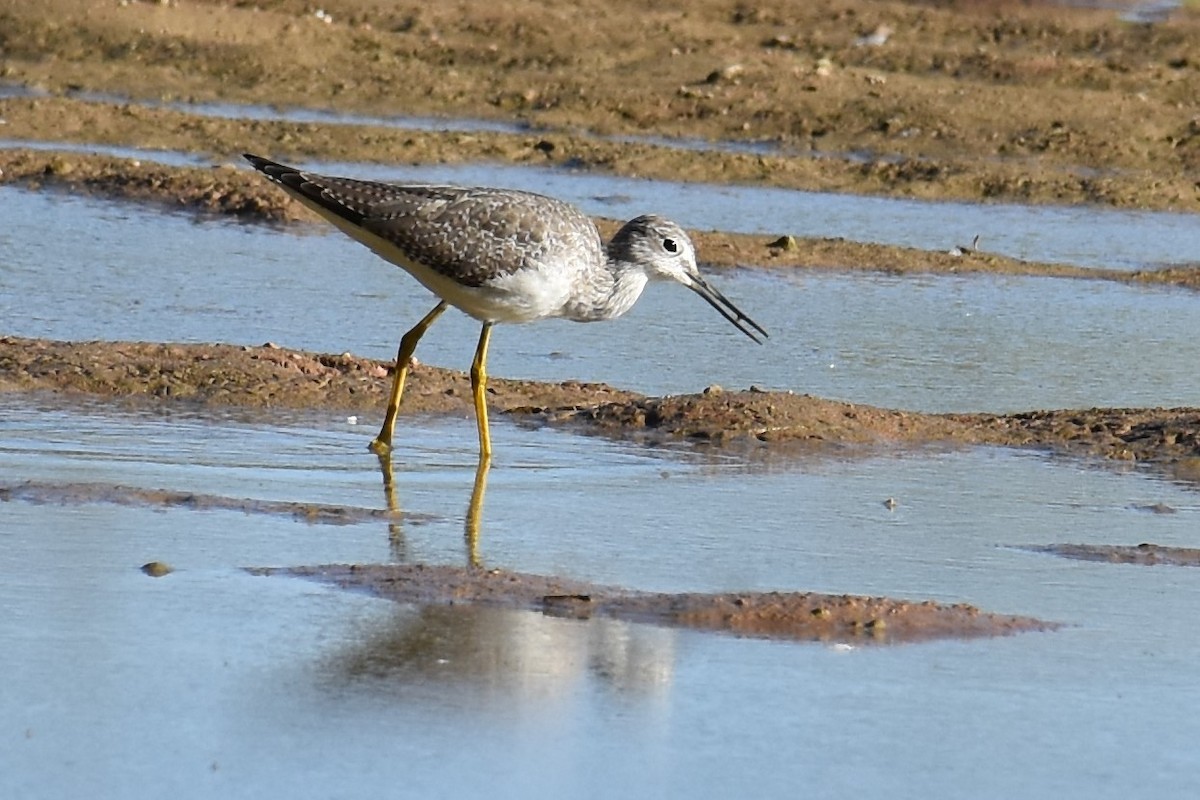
xmin=663 ymin=238 xmax=678 ymax=253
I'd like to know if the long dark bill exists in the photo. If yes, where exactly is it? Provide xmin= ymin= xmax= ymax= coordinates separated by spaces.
xmin=687 ymin=275 xmax=768 ymax=344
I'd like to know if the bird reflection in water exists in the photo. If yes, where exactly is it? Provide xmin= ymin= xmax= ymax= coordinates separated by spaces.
xmin=377 ymin=452 xmax=490 ymax=567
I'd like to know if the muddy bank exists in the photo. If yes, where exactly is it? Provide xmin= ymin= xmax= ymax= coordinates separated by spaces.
xmin=3 ymin=148 xmax=1199 ymax=289
xmin=0 ymin=335 xmax=640 ymax=416
xmin=1024 ymin=542 xmax=1200 ymax=566
xmin=0 ymin=479 xmax=432 ymax=526
xmin=1 ymin=0 xmax=1198 ymax=211
xmin=249 ymin=563 xmax=1054 ymax=643
xmin=565 ymin=390 xmax=1200 ymax=483
xmin=4 ymin=336 xmax=1198 ymax=480
xmin=2 ymin=90 xmax=1197 ymax=216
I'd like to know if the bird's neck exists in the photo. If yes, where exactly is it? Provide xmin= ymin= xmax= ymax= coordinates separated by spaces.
xmin=561 ymin=259 xmax=648 ymax=322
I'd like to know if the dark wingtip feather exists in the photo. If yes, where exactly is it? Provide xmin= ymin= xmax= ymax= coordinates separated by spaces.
xmin=243 ymin=154 xmax=300 ymax=185
xmin=243 ymin=153 xmax=315 ymax=200
xmin=243 ymin=153 xmax=281 ymax=172
xmin=243 ymin=154 xmax=370 ymax=227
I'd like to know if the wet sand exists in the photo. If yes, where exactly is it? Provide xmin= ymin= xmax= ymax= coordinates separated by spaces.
xmin=1022 ymin=542 xmax=1200 ymax=567
xmin=0 ymin=478 xmax=433 ymax=526
xmin=248 ymin=563 xmax=1055 ymax=644
xmin=2 ymin=0 xmax=1198 ymax=212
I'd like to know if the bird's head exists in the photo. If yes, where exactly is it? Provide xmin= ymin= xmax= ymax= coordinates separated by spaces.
xmin=610 ymin=215 xmax=768 ymax=343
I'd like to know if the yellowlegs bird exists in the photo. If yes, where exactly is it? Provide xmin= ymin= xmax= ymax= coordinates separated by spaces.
xmin=244 ymin=154 xmax=766 ymax=461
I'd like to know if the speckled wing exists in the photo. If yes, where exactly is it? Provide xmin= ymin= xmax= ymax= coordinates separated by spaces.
xmin=244 ymin=154 xmax=604 ymax=287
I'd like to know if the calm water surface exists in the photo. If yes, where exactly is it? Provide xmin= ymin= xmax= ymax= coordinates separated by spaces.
xmin=2 ymin=399 xmax=1200 ymax=799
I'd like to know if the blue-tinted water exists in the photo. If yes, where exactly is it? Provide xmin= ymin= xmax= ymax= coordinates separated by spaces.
xmin=2 ymin=398 xmax=1199 ymax=800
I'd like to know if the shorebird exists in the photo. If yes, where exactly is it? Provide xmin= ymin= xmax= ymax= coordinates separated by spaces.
xmin=244 ymin=154 xmax=766 ymax=460
xmin=949 ymin=234 xmax=981 ymax=257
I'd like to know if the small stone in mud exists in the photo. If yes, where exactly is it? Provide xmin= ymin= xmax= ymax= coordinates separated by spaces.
xmin=45 ymin=156 xmax=74 ymax=176
xmin=705 ymin=63 xmax=744 ymax=84
xmin=141 ymin=561 xmax=173 ymax=577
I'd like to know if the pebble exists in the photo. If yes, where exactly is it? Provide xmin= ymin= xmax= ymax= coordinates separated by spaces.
xmin=141 ymin=561 xmax=173 ymax=577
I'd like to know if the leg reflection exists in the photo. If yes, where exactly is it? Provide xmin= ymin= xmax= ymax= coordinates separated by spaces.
xmin=377 ymin=451 xmax=406 ymax=562
xmin=375 ymin=451 xmax=492 ymax=567
xmin=465 ymin=457 xmax=491 ymax=568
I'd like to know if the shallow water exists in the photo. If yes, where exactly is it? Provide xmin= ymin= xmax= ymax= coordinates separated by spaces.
xmin=4 ymin=139 xmax=1197 ymax=269
xmin=3 ymin=397 xmax=1200 ymax=799
xmin=4 ymin=187 xmax=1199 ymax=413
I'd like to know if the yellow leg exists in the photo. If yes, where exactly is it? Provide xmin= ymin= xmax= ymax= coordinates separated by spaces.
xmin=370 ymin=301 xmax=448 ymax=456
xmin=470 ymin=322 xmax=494 ymax=462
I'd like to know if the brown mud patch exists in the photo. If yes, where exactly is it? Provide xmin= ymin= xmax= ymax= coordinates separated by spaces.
xmin=4 ymin=336 xmax=1199 ymax=481
xmin=250 ymin=563 xmax=1055 ymax=643
xmin=1022 ymin=542 xmax=1200 ymax=567
xmin=1 ymin=0 xmax=1198 ymax=211
xmin=3 ymin=148 xmax=1199 ymax=290
xmin=0 ymin=479 xmax=431 ymax=525
xmin=0 ymin=335 xmax=640 ymax=415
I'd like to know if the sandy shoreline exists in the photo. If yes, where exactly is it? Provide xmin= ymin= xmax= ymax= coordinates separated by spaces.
xmin=3 ymin=0 xmax=1197 ymax=212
